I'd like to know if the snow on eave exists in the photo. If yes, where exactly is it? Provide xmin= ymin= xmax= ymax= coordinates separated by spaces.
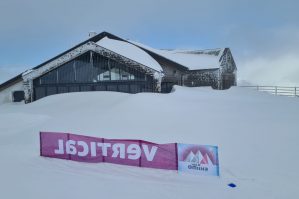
xmin=188 ymin=67 xmax=219 ymax=72
xmin=96 ymin=37 xmax=163 ymax=73
xmin=0 ymin=75 xmax=22 ymax=92
xmin=170 ymin=48 xmax=224 ymax=57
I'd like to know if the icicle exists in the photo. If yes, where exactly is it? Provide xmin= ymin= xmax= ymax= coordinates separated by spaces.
xmin=154 ymin=72 xmax=164 ymax=92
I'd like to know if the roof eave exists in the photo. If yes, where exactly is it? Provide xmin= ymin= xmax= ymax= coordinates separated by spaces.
xmin=0 ymin=74 xmax=23 ymax=92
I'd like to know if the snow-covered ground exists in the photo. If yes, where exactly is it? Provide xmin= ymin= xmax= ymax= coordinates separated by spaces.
xmin=0 ymin=86 xmax=298 ymax=199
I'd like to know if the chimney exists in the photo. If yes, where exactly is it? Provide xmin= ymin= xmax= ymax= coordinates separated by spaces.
xmin=88 ymin=31 xmax=97 ymax=38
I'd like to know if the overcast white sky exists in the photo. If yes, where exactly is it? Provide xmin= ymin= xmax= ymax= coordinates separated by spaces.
xmin=0 ymin=0 xmax=299 ymax=85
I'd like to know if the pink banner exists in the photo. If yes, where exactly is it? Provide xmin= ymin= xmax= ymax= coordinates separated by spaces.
xmin=40 ymin=132 xmax=178 ymax=170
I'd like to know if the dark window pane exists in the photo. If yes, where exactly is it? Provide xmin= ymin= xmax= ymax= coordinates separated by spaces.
xmin=58 ymin=61 xmax=75 ymax=83
xmin=95 ymin=85 xmax=106 ymax=91
xmin=47 ymin=87 xmax=57 ymax=96
xmin=130 ymin=85 xmax=140 ymax=93
xmin=58 ymin=86 xmax=68 ymax=94
xmin=118 ymin=85 xmax=129 ymax=92
xmin=76 ymin=53 xmax=94 ymax=83
xmin=40 ymin=70 xmax=57 ymax=84
xmin=13 ymin=91 xmax=25 ymax=102
xmin=35 ymin=87 xmax=46 ymax=100
xmin=80 ymin=85 xmax=92 ymax=91
xmin=69 ymin=86 xmax=80 ymax=92
xmin=107 ymin=85 xmax=117 ymax=91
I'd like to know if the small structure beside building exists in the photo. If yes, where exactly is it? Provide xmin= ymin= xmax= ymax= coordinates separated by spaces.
xmin=0 ymin=31 xmax=237 ymax=104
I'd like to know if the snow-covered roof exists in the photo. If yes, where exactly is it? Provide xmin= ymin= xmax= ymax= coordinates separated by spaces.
xmin=96 ymin=37 xmax=162 ymax=72
xmin=129 ymin=40 xmax=224 ymax=70
xmin=156 ymin=49 xmax=223 ymax=70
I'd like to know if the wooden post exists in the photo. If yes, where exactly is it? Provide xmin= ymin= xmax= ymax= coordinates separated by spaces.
xmin=295 ymin=87 xmax=297 ymax=97
xmin=275 ymin=86 xmax=278 ymax=95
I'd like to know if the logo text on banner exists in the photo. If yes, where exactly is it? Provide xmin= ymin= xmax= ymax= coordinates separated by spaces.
xmin=40 ymin=132 xmax=177 ymax=170
xmin=177 ymin=143 xmax=219 ymax=176
xmin=54 ymin=139 xmax=158 ymax=161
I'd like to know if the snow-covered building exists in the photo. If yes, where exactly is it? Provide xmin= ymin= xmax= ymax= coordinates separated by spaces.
xmin=0 ymin=32 xmax=237 ymax=103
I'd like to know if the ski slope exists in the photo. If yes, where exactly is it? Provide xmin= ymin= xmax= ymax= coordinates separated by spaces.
xmin=0 ymin=86 xmax=299 ymax=199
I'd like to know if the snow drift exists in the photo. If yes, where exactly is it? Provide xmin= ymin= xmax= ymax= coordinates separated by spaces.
xmin=0 ymin=86 xmax=299 ymax=199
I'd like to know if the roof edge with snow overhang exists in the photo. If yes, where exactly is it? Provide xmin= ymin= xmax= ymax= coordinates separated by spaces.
xmin=96 ymin=37 xmax=162 ymax=72
xmin=128 ymin=40 xmax=227 ymax=70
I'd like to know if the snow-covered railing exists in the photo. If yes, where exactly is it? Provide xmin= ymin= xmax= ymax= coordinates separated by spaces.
xmin=240 ymin=86 xmax=299 ymax=97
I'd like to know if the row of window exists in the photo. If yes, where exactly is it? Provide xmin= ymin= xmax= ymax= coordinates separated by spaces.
xmin=34 ymin=51 xmax=149 ymax=85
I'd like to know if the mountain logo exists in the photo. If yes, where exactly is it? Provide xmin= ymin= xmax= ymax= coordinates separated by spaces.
xmin=183 ymin=150 xmax=213 ymax=165
xmin=178 ymin=144 xmax=220 ymax=176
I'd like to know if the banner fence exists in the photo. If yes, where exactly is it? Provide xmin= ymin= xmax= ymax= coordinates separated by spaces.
xmin=40 ymin=132 xmax=219 ymax=176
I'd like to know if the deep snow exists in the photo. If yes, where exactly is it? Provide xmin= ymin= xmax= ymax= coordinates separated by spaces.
xmin=0 ymin=86 xmax=299 ymax=199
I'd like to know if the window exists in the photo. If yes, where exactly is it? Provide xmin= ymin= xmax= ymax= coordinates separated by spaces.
xmin=12 ymin=91 xmax=24 ymax=102
xmin=40 ymin=70 xmax=57 ymax=84
xmin=57 ymin=61 xmax=75 ymax=83
xmin=98 ymin=71 xmax=111 ymax=81
xmin=110 ymin=67 xmax=120 ymax=80
xmin=98 ymin=67 xmax=135 ymax=81
xmin=36 ymin=51 xmax=141 ymax=84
